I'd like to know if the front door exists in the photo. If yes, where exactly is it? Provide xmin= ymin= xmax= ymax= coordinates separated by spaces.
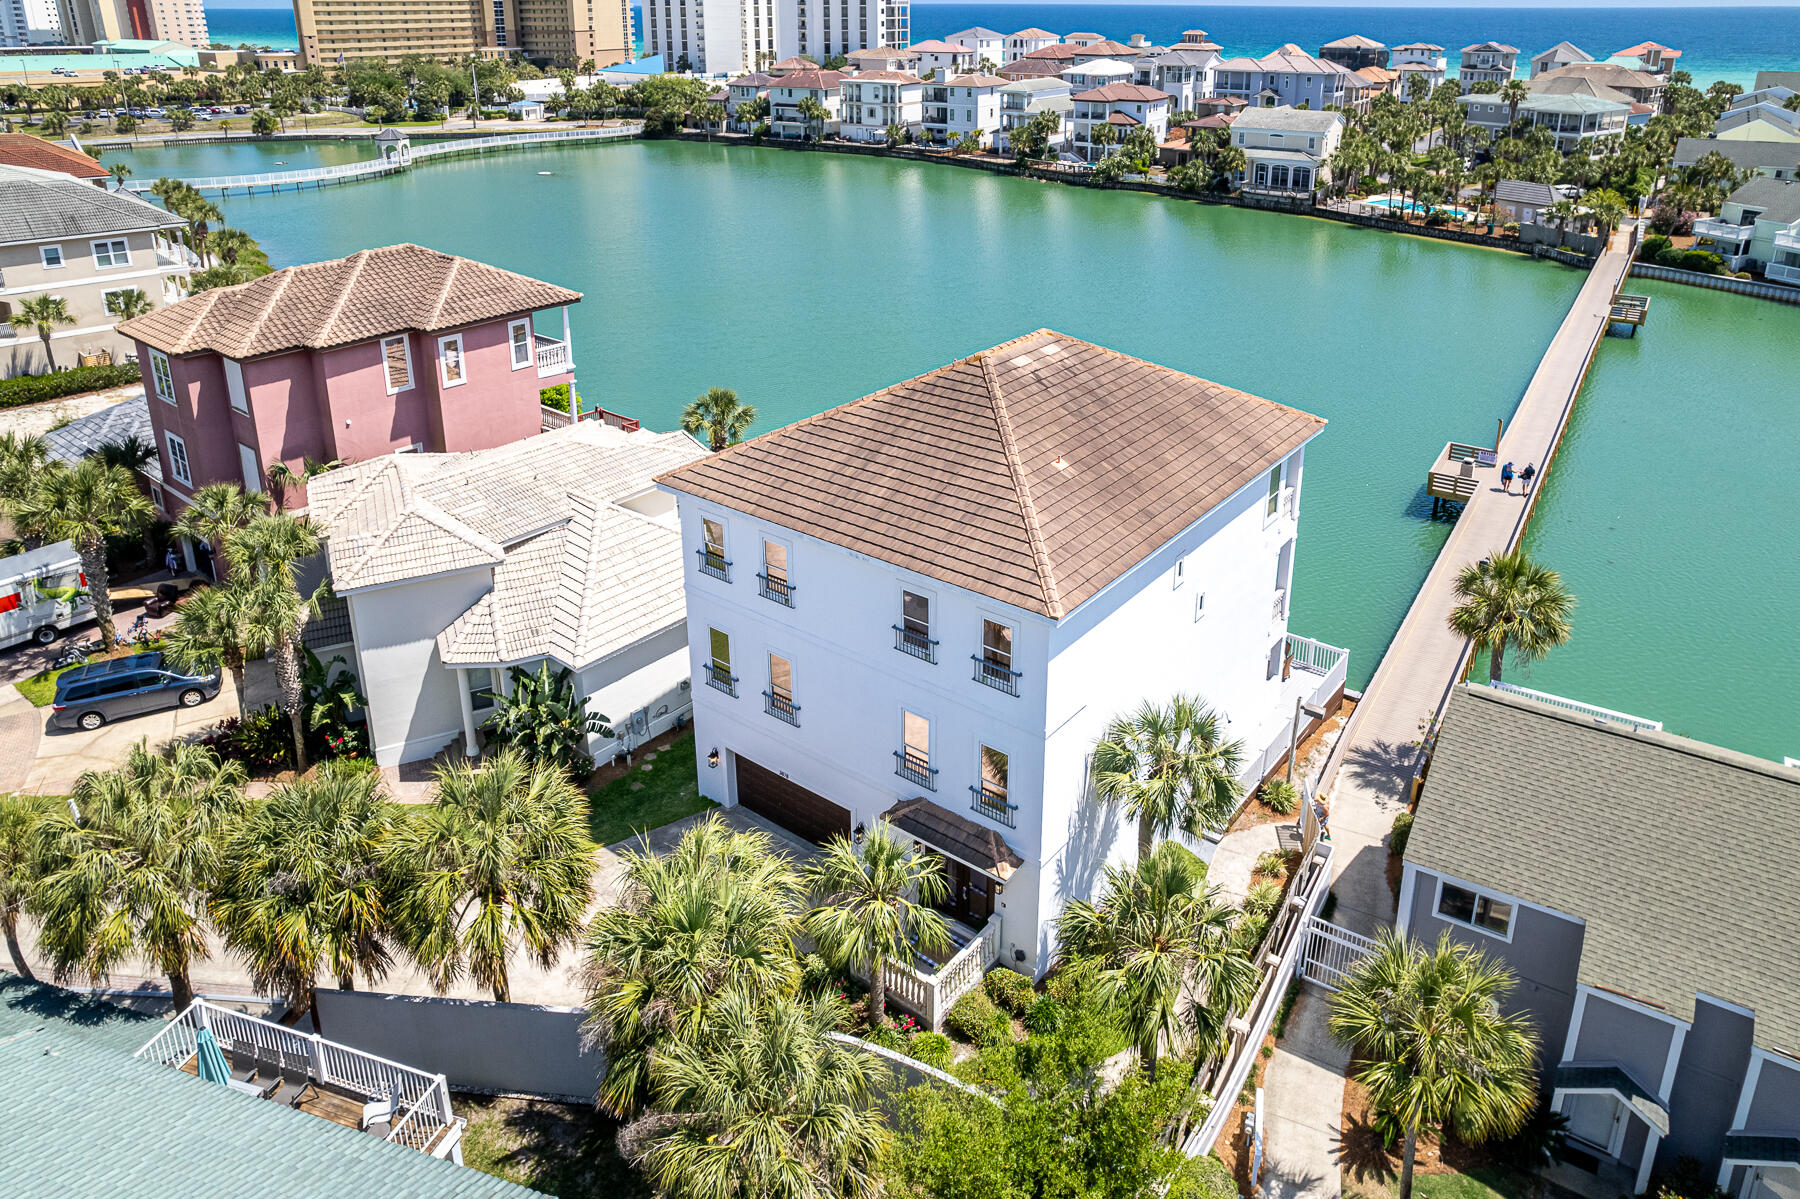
xmin=1750 ymin=1167 xmax=1800 ymax=1199
xmin=1561 ymin=1092 xmax=1625 ymax=1155
xmin=933 ymin=857 xmax=995 ymax=929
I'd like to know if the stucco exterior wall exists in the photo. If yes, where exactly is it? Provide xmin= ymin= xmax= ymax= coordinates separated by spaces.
xmin=576 ymin=623 xmax=693 ymax=768
xmin=2 ymin=227 xmax=187 ymax=379
xmin=346 ymin=567 xmax=494 ymax=766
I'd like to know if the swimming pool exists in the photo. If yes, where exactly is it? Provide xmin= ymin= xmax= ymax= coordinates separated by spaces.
xmin=1364 ymin=196 xmax=1476 ymax=221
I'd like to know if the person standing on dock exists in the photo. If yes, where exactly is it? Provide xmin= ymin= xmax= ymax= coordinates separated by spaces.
xmin=1520 ymin=463 xmax=1537 ymax=495
xmin=1501 ymin=461 xmax=1516 ymax=495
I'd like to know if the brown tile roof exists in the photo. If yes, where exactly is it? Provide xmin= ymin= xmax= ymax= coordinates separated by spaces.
xmin=1078 ymin=39 xmax=1139 ymax=57
xmin=770 ymin=55 xmax=814 ymax=69
xmin=1072 ymin=82 xmax=1170 ymax=103
xmin=0 ymin=133 xmax=109 ymax=180
xmin=908 ymin=39 xmax=968 ymax=54
xmin=947 ymin=72 xmax=1010 ymax=87
xmin=656 ymin=331 xmax=1324 ymax=620
xmin=1022 ymin=44 xmax=1081 ymax=61
xmin=1105 ymin=110 xmax=1141 ymax=125
xmin=849 ymin=70 xmax=923 ymax=83
xmin=117 ymin=243 xmax=580 ymax=359
xmin=727 ymin=72 xmax=777 ymax=87
xmin=1010 ymin=27 xmax=1056 ymax=39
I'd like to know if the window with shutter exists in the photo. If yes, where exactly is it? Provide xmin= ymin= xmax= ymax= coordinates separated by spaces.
xmin=381 ymin=335 xmax=412 ymax=394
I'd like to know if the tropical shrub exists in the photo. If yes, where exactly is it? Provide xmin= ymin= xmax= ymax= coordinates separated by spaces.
xmin=302 ymin=647 xmax=367 ymax=759
xmin=1390 ymin=810 xmax=1414 ymax=858
xmin=0 ymin=364 xmax=141 ymax=409
xmin=865 ymin=1023 xmax=904 ymax=1050
xmin=1168 ymin=1153 xmax=1237 ymax=1199
xmin=1638 ymin=233 xmax=1673 ymax=262
xmin=1677 ymin=249 xmax=1725 ymax=274
xmin=1254 ymin=848 xmax=1296 ymax=878
xmin=483 ymin=661 xmax=611 ymax=775
xmin=945 ymin=988 xmax=1011 ymax=1047
xmin=1651 ymin=1156 xmax=1729 ymax=1199
xmin=538 ymin=382 xmax=578 ymax=413
xmin=198 ymin=704 xmax=294 ymax=770
xmin=1243 ymin=879 xmax=1283 ymax=919
xmin=1261 ymin=779 xmax=1299 ymax=815
xmin=1021 ymin=994 xmax=1065 ymax=1036
xmin=983 ymin=967 xmax=1036 ymax=1015
xmin=907 ymin=1030 xmax=953 ymax=1070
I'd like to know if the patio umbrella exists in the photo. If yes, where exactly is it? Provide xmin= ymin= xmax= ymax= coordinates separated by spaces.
xmin=194 ymin=1027 xmax=231 ymax=1085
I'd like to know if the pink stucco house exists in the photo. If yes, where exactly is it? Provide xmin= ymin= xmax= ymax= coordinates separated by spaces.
xmin=117 ymin=243 xmax=580 ymax=535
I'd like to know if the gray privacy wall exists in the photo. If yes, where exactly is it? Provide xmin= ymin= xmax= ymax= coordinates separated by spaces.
xmin=315 ymin=989 xmax=603 ymax=1103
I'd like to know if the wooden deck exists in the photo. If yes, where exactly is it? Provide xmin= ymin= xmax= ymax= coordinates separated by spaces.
xmin=178 ymin=1051 xmax=373 ymax=1134
xmin=1608 ymin=292 xmax=1650 ymax=336
xmin=1425 ymin=441 xmax=1497 ymax=513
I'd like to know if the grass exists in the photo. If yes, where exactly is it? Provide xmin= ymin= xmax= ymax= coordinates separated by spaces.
xmin=1347 ymin=1164 xmax=1533 ymax=1199
xmin=584 ymin=728 xmax=713 ymax=847
xmin=456 ymin=1093 xmax=649 ymax=1199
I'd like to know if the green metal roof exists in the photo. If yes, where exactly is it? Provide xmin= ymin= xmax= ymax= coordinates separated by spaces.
xmin=0 ymin=978 xmax=548 ymax=1199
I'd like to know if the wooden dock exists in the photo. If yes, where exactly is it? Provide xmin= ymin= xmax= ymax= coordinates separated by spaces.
xmin=1425 ymin=441 xmax=1496 ymax=515
xmin=1608 ymin=292 xmax=1650 ymax=336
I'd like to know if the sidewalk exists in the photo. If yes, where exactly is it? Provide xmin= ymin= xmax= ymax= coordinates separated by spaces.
xmin=1260 ymin=990 xmax=1352 ymax=1199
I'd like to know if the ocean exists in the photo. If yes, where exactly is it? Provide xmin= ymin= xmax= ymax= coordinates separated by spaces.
xmin=201 ymin=5 xmax=1800 ymax=86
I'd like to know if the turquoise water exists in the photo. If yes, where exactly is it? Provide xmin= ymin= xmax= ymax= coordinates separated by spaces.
xmin=113 ymin=139 xmax=1598 ymax=731
xmin=117 ymin=139 xmax=377 ymax=173
xmin=1521 ymin=281 xmax=1800 ymax=763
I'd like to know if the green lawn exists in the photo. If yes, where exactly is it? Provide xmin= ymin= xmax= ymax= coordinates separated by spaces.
xmin=584 ymin=729 xmax=713 ymax=847
xmin=457 ymin=1094 xmax=649 ymax=1199
xmin=1347 ymin=1164 xmax=1532 ymax=1199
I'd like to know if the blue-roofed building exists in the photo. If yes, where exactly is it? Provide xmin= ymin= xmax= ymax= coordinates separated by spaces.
xmin=0 ymin=38 xmax=200 ymax=77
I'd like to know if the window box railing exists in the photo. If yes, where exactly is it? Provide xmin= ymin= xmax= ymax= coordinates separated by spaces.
xmin=971 ymin=655 xmax=1022 ymax=696
xmin=1272 ymin=588 xmax=1288 ymax=621
xmin=706 ymin=664 xmax=739 ymax=697
xmin=893 ymin=625 xmax=938 ymax=664
xmin=969 ymin=784 xmax=1016 ymax=828
xmin=758 ymin=572 xmax=794 ymax=607
xmin=763 ymin=690 xmax=800 ymax=726
xmin=697 ymin=549 xmax=731 ymax=582
xmin=894 ymin=751 xmax=938 ymax=791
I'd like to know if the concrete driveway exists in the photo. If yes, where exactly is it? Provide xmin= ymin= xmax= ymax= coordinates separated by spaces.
xmin=19 ymin=666 xmax=244 ymax=795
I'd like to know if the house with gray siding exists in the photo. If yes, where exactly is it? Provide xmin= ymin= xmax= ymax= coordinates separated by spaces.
xmin=1401 ymin=684 xmax=1800 ymax=1198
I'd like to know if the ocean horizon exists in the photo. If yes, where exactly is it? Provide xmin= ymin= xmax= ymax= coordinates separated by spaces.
xmin=202 ymin=4 xmax=1800 ymax=85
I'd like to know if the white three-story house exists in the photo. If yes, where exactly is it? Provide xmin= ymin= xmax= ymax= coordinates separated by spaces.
xmin=656 ymin=331 xmax=1343 ymax=986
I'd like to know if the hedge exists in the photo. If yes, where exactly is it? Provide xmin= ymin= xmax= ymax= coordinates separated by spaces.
xmin=0 ymin=364 xmax=142 ymax=409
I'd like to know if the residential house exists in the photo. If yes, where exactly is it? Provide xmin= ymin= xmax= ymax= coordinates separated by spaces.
xmin=0 ymin=977 xmax=542 ymax=1194
xmin=945 ymin=26 xmax=1003 ymax=69
xmin=840 ymin=70 xmax=923 ymax=142
xmin=768 ymin=55 xmax=815 ymax=75
xmin=995 ymin=76 xmax=1071 ymax=156
xmin=1391 ymin=42 xmax=1446 ymax=71
xmin=768 ymin=68 xmax=845 ymax=139
xmin=1753 ymin=70 xmax=1800 ymax=93
xmin=1715 ymin=104 xmax=1800 ymax=144
xmin=1391 ymin=46 xmax=1446 ymax=101
xmin=1342 ymin=67 xmax=1390 ymax=114
xmin=0 ymin=133 xmax=111 ymax=185
xmin=1729 ymin=87 xmax=1798 ymax=115
xmin=1064 ymin=30 xmax=1102 ymax=46
xmin=654 ymin=330 xmax=1338 ymax=981
xmin=908 ymin=38 xmax=975 ymax=80
xmin=1230 ymin=105 xmax=1343 ymax=194
xmin=1692 ymin=178 xmax=1800 ymax=281
xmin=1003 ymin=26 xmax=1057 ymax=64
xmin=308 ymin=417 xmax=707 ymax=767
xmin=923 ymin=72 xmax=1006 ymax=149
xmin=1060 ymin=57 xmax=1133 ymax=94
xmin=1069 ymin=82 xmax=1171 ymax=162
xmin=1672 ymin=137 xmax=1800 ymax=182
xmin=114 ymin=243 xmax=578 ymax=544
xmin=1133 ymin=45 xmax=1219 ymax=112
xmin=1158 ymin=113 xmax=1239 ymax=168
xmin=1457 ymin=90 xmax=1629 ymax=152
xmin=725 ymin=70 xmax=776 ymax=129
xmin=1317 ymin=34 xmax=1386 ymax=72
xmin=1536 ymin=61 xmax=1665 ymax=107
xmin=1493 ymin=178 xmax=1560 ymax=226
xmin=1530 ymin=41 xmax=1592 ymax=78
xmin=1211 ymin=44 xmax=1359 ymax=111
xmin=1401 ymin=683 xmax=1800 ymax=1197
xmin=844 ymin=45 xmax=918 ymax=74
xmin=1609 ymin=40 xmax=1681 ymax=77
xmin=1457 ymin=41 xmax=1520 ymax=92
xmin=1069 ymin=39 xmax=1142 ymax=64
xmin=998 ymin=54 xmax=1070 ymax=83
xmin=1 ymin=164 xmax=192 ymax=379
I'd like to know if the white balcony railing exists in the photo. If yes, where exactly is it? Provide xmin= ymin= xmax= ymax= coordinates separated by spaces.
xmin=877 ymin=916 xmax=1005 ymax=1030
xmin=1772 ymin=230 xmax=1800 ymax=253
xmin=1271 ymin=588 xmax=1288 ymax=621
xmin=1692 ymin=217 xmax=1755 ymax=243
xmin=1766 ymin=261 xmax=1800 ymax=286
xmin=1486 ymin=681 xmax=1661 ymax=731
xmin=535 ymin=336 xmax=572 ymax=376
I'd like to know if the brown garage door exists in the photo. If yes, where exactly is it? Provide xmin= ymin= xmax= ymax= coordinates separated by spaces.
xmin=735 ymin=756 xmax=851 ymax=845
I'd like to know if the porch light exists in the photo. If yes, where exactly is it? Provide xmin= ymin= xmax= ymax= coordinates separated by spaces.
xmin=912 ymin=839 xmax=923 ymax=854
xmin=993 ymin=881 xmax=1004 ymax=896
xmin=707 ymin=748 xmax=720 ymax=769
xmin=853 ymin=822 xmax=866 ymax=844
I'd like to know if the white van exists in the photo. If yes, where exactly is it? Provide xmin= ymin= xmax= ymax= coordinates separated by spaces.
xmin=0 ymin=542 xmax=95 ymax=651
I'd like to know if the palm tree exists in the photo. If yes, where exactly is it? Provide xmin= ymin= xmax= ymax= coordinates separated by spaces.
xmin=0 ymin=793 xmax=53 ymax=978
xmin=1543 ymin=198 xmax=1579 ymax=246
xmin=8 ymin=295 xmax=77 ymax=372
xmin=224 ymin=510 xmax=322 ymax=769
xmin=584 ymin=814 xmax=804 ymax=1116
xmin=625 ymin=988 xmax=886 ymax=1199
xmin=204 ymin=227 xmax=267 ymax=270
xmin=796 ymin=94 xmax=829 ymax=142
xmin=679 ymin=386 xmax=757 ymax=452
xmin=262 ymin=457 xmax=339 ymax=512
xmin=1446 ymin=548 xmax=1575 ymax=684
xmin=108 ymin=161 xmax=133 ymax=190
xmin=1499 ymin=79 xmax=1530 ymax=130
xmin=1329 ymin=931 xmax=1539 ymax=1199
xmin=171 ymin=480 xmax=268 ymax=552
xmin=15 ymin=458 xmax=153 ymax=648
xmin=161 ymin=577 xmax=257 ymax=719
xmin=385 ymin=750 xmax=596 ymax=1003
xmin=28 ymin=741 xmax=248 ymax=1011
xmin=211 ymin=762 xmax=397 ymax=1018
xmin=0 ymin=432 xmax=48 ymax=528
xmin=1058 ymin=847 xmax=1256 ymax=1079
xmin=105 ymin=288 xmax=153 ymax=320
xmin=801 ymin=821 xmax=949 ymax=1028
xmin=1092 ymin=694 xmax=1246 ymax=862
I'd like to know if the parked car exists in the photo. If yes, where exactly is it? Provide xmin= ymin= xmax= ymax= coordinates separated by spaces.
xmin=232 ymin=104 xmax=249 ymax=114
xmin=0 ymin=542 xmax=93 ymax=651
xmin=52 ymin=652 xmax=222 ymax=731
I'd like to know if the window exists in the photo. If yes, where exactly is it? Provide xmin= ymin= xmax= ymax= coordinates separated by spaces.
xmin=706 ymin=627 xmax=736 ymax=696
xmin=40 ymin=245 xmax=63 ymax=269
xmin=150 ymin=349 xmax=175 ymax=405
xmin=1265 ymin=461 xmax=1285 ymax=518
xmin=1436 ymin=882 xmax=1513 ymax=937
xmin=165 ymin=431 xmax=192 ymax=487
xmin=973 ymin=618 xmax=1019 ymax=695
xmin=972 ymin=744 xmax=1013 ymax=826
xmin=223 ymin=358 xmax=248 ymax=415
xmin=438 ymin=334 xmax=466 ymax=387
xmin=1194 ymin=591 xmax=1206 ymax=621
xmin=467 ymin=667 xmax=498 ymax=711
xmin=759 ymin=539 xmax=791 ymax=605
xmin=764 ymin=652 xmax=798 ymax=724
xmin=895 ymin=590 xmax=935 ymax=661
xmin=699 ymin=517 xmax=729 ymax=580
xmin=381 ymin=334 xmax=412 ymax=394
xmin=92 ymin=238 xmax=129 ymax=268
xmin=1173 ymin=554 xmax=1187 ymax=588
xmin=149 ymin=483 xmax=164 ymax=510
xmin=237 ymin=442 xmax=261 ymax=491
xmin=896 ymin=710 xmax=935 ymax=788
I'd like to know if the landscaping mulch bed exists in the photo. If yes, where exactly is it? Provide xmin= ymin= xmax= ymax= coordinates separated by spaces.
xmin=1340 ymin=1067 xmax=1533 ymax=1199
xmin=457 ymin=1093 xmax=649 ymax=1199
xmin=1227 ymin=697 xmax=1357 ymax=834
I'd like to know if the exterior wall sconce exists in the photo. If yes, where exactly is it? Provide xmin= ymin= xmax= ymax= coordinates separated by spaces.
xmin=707 ymin=748 xmax=720 ymax=768
xmin=993 ymin=882 xmax=1004 ymax=896
xmin=853 ymin=822 xmax=866 ymax=844
xmin=912 ymin=840 xmax=923 ymax=854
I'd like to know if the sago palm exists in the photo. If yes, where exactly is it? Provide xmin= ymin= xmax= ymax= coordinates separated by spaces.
xmin=679 ymin=386 xmax=757 ymax=452
xmin=626 ymin=988 xmax=886 ymax=1199
xmin=1329 ymin=931 xmax=1539 ymax=1199
xmin=1058 ymin=847 xmax=1256 ymax=1079
xmin=1092 ymin=694 xmax=1246 ymax=862
xmin=14 ymin=458 xmax=153 ymax=647
xmin=584 ymin=814 xmax=804 ymax=1116
xmin=211 ymin=762 xmax=397 ymax=1017
xmin=0 ymin=793 xmax=54 ymax=979
xmin=28 ymin=741 xmax=247 ymax=1010
xmin=9 ymin=295 xmax=77 ymax=372
xmin=385 ymin=750 xmax=596 ymax=1003
xmin=801 ymin=821 xmax=949 ymax=1028
xmin=1446 ymin=548 xmax=1574 ymax=684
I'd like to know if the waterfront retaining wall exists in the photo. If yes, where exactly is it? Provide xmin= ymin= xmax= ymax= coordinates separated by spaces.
xmin=1629 ymin=262 xmax=1800 ymax=305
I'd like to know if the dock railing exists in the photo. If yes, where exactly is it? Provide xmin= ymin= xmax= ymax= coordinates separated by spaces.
xmin=1485 ymin=682 xmax=1660 ymax=731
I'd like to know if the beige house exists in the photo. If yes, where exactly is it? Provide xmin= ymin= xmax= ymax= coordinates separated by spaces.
xmin=0 ymin=165 xmax=192 ymax=379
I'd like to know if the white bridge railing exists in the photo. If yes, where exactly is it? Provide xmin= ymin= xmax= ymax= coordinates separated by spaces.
xmin=135 ymin=999 xmax=462 ymax=1160
xmin=878 ymin=917 xmax=1005 ymax=1031
xmin=1486 ymin=682 xmax=1661 ymax=731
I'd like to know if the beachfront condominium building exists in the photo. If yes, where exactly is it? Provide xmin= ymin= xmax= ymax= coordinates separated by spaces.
xmin=777 ymin=0 xmax=907 ymax=69
xmin=114 ymin=243 xmax=579 ymax=533
xmin=1458 ymin=41 xmax=1520 ymax=91
xmin=44 ymin=0 xmax=204 ymax=44
xmin=1070 ymin=82 xmax=1170 ymax=161
xmin=1229 ymin=105 xmax=1344 ymax=195
xmin=647 ymin=0 xmax=900 ymax=76
xmin=0 ymin=165 xmax=192 ymax=380
xmin=294 ymin=0 xmax=630 ymax=67
xmin=1401 ymin=683 xmax=1800 ymax=1199
xmin=839 ymin=70 xmax=922 ymax=142
xmin=655 ymin=331 xmax=1340 ymax=978
xmin=1210 ymin=44 xmax=1359 ymax=110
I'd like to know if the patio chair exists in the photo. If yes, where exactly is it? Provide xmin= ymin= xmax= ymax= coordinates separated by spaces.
xmin=361 ymin=1083 xmax=399 ymax=1133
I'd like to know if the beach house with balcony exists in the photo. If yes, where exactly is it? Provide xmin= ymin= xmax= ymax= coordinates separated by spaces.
xmin=1610 ymin=41 xmax=1681 ymax=77
xmin=1389 ymin=43 xmax=1446 ymax=100
xmin=844 ymin=45 xmax=919 ymax=74
xmin=768 ymin=67 xmax=845 ymax=138
xmin=1059 ymin=57 xmax=1132 ymax=94
xmin=116 ymin=243 xmax=579 ymax=530
xmin=1530 ymin=41 xmax=1593 ymax=79
xmin=944 ymin=26 xmax=1003 ymax=68
xmin=922 ymin=72 xmax=1006 ymax=147
xmin=1458 ymin=41 xmax=1520 ymax=91
xmin=1210 ymin=44 xmax=1358 ymax=110
xmin=1133 ymin=45 xmax=1219 ymax=111
xmin=1 ymin=164 xmax=192 ymax=378
xmin=1536 ymin=61 xmax=1665 ymax=107
xmin=1069 ymin=82 xmax=1170 ymax=161
xmin=306 ymin=416 xmax=707 ymax=767
xmin=1692 ymin=178 xmax=1800 ymax=282
xmin=840 ymin=70 xmax=923 ymax=142
xmin=725 ymin=70 xmax=776 ymax=129
xmin=1003 ymin=26 xmax=1057 ymax=63
xmin=995 ymin=76 xmax=1071 ymax=155
xmin=1230 ymin=105 xmax=1344 ymax=195
xmin=653 ymin=331 xmax=1343 ymax=990
xmin=1457 ymin=89 xmax=1629 ymax=152
xmin=1317 ymin=34 xmax=1386 ymax=72
xmin=1401 ymin=683 xmax=1800 ymax=1199
xmin=908 ymin=38 xmax=975 ymax=80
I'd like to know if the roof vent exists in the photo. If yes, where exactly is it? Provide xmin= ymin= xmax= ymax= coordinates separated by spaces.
xmin=1039 ymin=341 xmax=1061 ymax=355
xmin=1052 ymin=456 xmax=1068 ymax=470
xmin=1013 ymin=355 xmax=1033 ymax=368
